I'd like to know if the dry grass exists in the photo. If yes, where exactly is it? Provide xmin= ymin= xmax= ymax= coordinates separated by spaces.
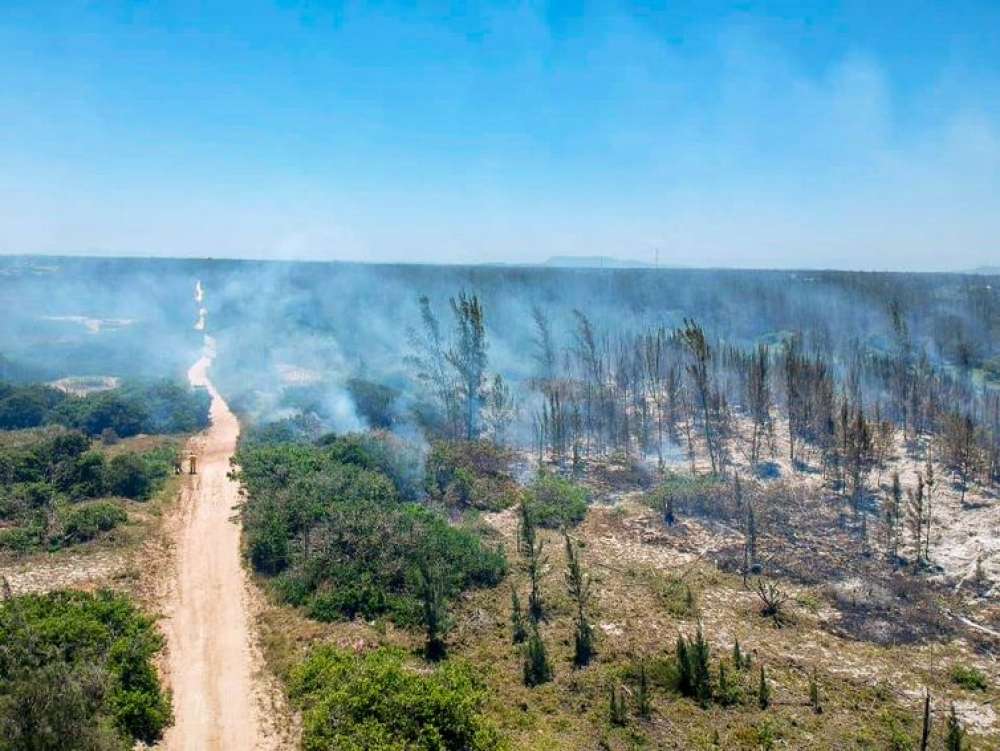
xmin=254 ymin=485 xmax=1000 ymax=748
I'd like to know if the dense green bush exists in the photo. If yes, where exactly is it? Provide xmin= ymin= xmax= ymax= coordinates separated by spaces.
xmin=0 ymin=430 xmax=176 ymax=554
xmin=118 ymin=380 xmax=210 ymax=434
xmin=524 ymin=472 xmax=589 ymax=528
xmin=951 ymin=663 xmax=988 ymax=691
xmin=0 ymin=384 xmax=66 ymax=430
xmin=104 ymin=453 xmax=153 ymax=499
xmin=236 ymin=437 xmax=506 ymax=625
xmin=60 ymin=500 xmax=128 ymax=544
xmin=0 ymin=379 xmax=210 ymax=438
xmin=290 ymin=647 xmax=502 ymax=751
xmin=0 ymin=590 xmax=172 ymax=749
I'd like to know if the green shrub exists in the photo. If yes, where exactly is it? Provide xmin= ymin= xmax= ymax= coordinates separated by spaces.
xmin=61 ymin=501 xmax=128 ymax=544
xmin=425 ymin=440 xmax=519 ymax=511
xmin=524 ymin=472 xmax=589 ymax=528
xmin=0 ymin=526 xmax=41 ymax=553
xmin=0 ymin=590 xmax=172 ymax=748
xmin=236 ymin=441 xmax=507 ymax=625
xmin=644 ymin=472 xmax=728 ymax=520
xmin=103 ymin=452 xmax=166 ymax=500
xmin=290 ymin=647 xmax=503 ymax=751
xmin=951 ymin=663 xmax=988 ymax=691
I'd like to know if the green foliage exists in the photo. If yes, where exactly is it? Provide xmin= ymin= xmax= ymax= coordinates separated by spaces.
xmin=947 ymin=703 xmax=967 ymax=751
xmin=60 ymin=501 xmax=128 ymax=544
xmin=511 ymin=588 xmax=527 ymax=644
xmin=524 ymin=471 xmax=589 ymax=529
xmin=676 ymin=635 xmax=692 ymax=696
xmin=517 ymin=499 xmax=546 ymax=623
xmin=523 ymin=626 xmax=553 ymax=687
xmin=690 ymin=626 xmax=712 ymax=707
xmin=565 ymin=532 xmax=595 ymax=668
xmin=0 ymin=590 xmax=171 ymax=749
xmin=636 ymin=662 xmax=652 ymax=719
xmin=0 ymin=384 xmax=67 ymax=430
xmin=236 ymin=439 xmax=506 ymax=626
xmin=0 ymin=378 xmax=206 ymax=438
xmin=608 ymin=685 xmax=627 ymax=726
xmin=951 ymin=663 xmax=988 ymax=691
xmin=675 ymin=627 xmax=711 ymax=706
xmin=289 ymin=647 xmax=502 ymax=751
xmin=0 ymin=429 xmax=176 ymax=554
xmin=757 ymin=665 xmax=771 ymax=709
xmin=809 ymin=668 xmax=823 ymax=714
xmin=104 ymin=453 xmax=152 ymax=499
xmin=644 ymin=472 xmax=728 ymax=519
xmin=49 ymin=380 xmax=209 ymax=437
xmin=716 ymin=661 xmax=740 ymax=707
xmin=319 ymin=431 xmax=424 ymax=501
xmin=0 ymin=526 xmax=41 ymax=553
xmin=733 ymin=638 xmax=752 ymax=671
xmin=425 ymin=440 xmax=518 ymax=511
xmin=418 ymin=562 xmax=451 ymax=660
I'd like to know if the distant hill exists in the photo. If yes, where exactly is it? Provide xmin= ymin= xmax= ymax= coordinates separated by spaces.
xmin=545 ymin=255 xmax=654 ymax=269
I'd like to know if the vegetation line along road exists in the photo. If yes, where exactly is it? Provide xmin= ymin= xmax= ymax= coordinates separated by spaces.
xmin=160 ymin=284 xmax=269 ymax=750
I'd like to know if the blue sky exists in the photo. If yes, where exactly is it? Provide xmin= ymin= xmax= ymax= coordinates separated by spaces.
xmin=1 ymin=1 xmax=998 ymax=269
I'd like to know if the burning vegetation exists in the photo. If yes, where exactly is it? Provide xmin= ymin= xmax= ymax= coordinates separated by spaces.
xmin=2 ymin=259 xmax=999 ymax=748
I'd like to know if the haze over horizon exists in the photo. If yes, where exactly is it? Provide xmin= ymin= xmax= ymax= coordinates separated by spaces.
xmin=2 ymin=1 xmax=999 ymax=271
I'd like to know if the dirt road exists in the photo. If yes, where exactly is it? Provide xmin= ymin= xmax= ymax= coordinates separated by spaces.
xmin=160 ymin=340 xmax=270 ymax=750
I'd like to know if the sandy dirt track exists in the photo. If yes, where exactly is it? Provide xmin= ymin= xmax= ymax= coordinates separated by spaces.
xmin=159 ymin=345 xmax=274 ymax=750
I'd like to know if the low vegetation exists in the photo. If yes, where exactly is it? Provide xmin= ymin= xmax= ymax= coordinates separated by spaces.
xmin=0 ymin=427 xmax=179 ymax=554
xmin=236 ymin=434 xmax=506 ymax=626
xmin=0 ymin=589 xmax=171 ymax=749
xmin=290 ymin=647 xmax=502 ymax=751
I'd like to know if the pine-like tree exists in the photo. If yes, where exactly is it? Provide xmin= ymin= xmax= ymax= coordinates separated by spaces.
xmin=417 ymin=563 xmax=450 ymax=661
xmin=885 ymin=472 xmax=902 ymax=564
xmin=564 ymin=532 xmax=595 ymax=667
xmin=511 ymin=587 xmax=527 ymax=644
xmin=609 ymin=684 xmax=627 ymax=725
xmin=690 ymin=625 xmax=712 ymax=707
xmin=757 ymin=665 xmax=771 ymax=709
xmin=447 ymin=292 xmax=488 ymax=440
xmin=946 ymin=703 xmax=966 ymax=751
xmin=523 ymin=625 xmax=553 ymax=687
xmin=809 ymin=668 xmax=822 ymax=714
xmin=676 ymin=635 xmax=692 ymax=697
xmin=517 ymin=498 xmax=546 ymax=622
xmin=637 ymin=662 xmax=652 ymax=719
xmin=920 ymin=691 xmax=931 ymax=751
xmin=733 ymin=638 xmax=746 ymax=670
xmin=717 ymin=661 xmax=736 ymax=706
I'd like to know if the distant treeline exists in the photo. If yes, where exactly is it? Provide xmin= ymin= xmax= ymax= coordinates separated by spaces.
xmin=0 ymin=380 xmax=210 ymax=437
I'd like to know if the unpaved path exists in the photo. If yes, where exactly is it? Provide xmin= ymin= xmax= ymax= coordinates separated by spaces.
xmin=160 ymin=341 xmax=275 ymax=750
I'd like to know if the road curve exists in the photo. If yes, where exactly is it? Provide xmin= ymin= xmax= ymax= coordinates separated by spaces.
xmin=160 ymin=343 xmax=263 ymax=750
